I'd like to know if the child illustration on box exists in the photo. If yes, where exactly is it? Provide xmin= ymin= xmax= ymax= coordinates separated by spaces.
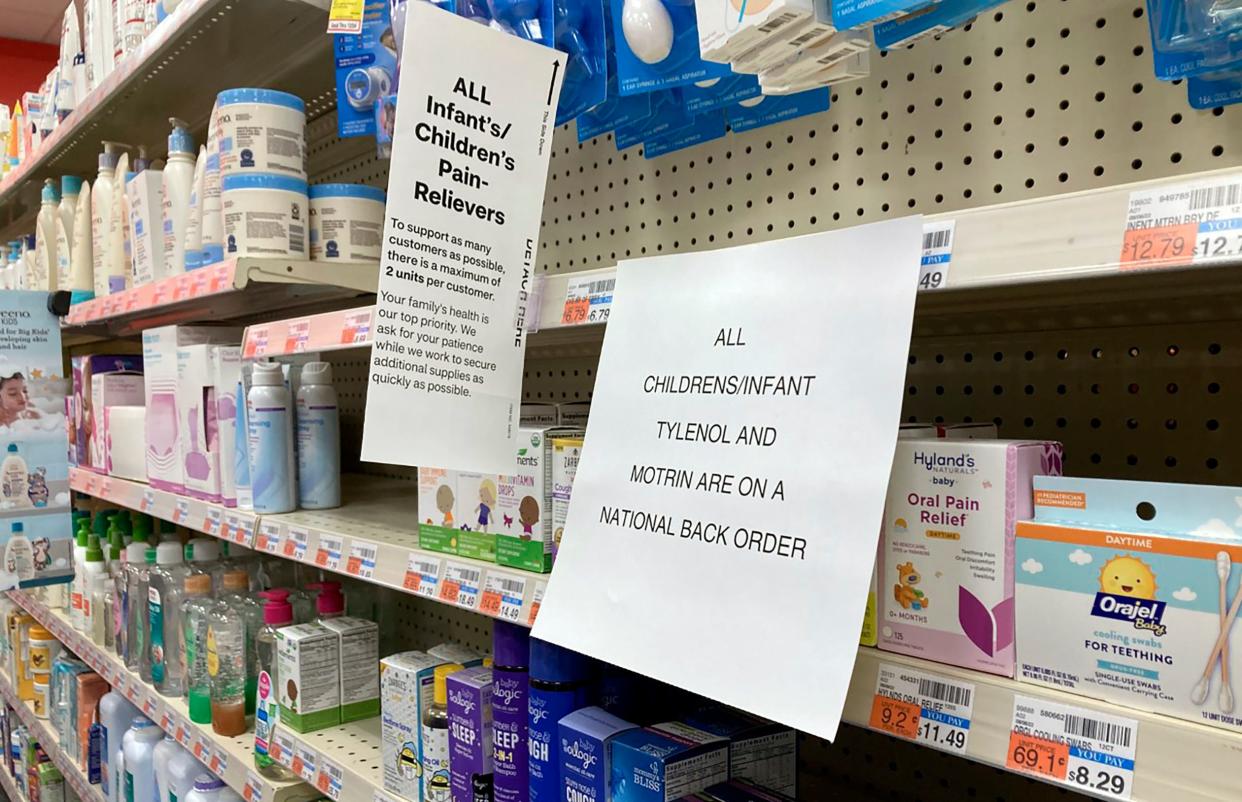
xmin=894 ymin=562 xmax=930 ymax=611
xmin=32 ymin=537 xmax=51 ymax=571
xmin=436 ymin=484 xmax=454 ymax=528
xmin=518 ymin=495 xmax=540 ymax=540
xmin=475 ymin=479 xmax=496 ymax=533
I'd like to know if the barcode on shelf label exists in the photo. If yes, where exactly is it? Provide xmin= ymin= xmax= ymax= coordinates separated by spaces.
xmin=872 ymin=663 xmax=974 ymax=755
xmin=257 ymin=522 xmax=282 ymax=554
xmin=293 ymin=743 xmax=318 ymax=782
xmin=561 ymin=275 xmax=615 ymax=325
xmin=342 ymin=310 xmax=372 ymax=344
xmin=234 ymin=517 xmax=255 ymax=547
xmin=528 ymin=580 xmax=547 ymax=625
xmin=210 ymin=746 xmax=229 ymax=775
xmin=403 ymin=555 xmax=441 ymax=597
xmin=285 ymin=528 xmax=309 ymax=560
xmin=918 ymin=220 xmax=955 ymax=290
xmin=316 ymin=756 xmax=344 ymax=800
xmin=141 ymin=490 xmax=156 ymax=512
xmin=316 ymin=535 xmax=344 ymax=571
xmin=286 ymin=319 xmax=311 ymax=352
xmin=346 ymin=540 xmax=378 ymax=579
xmin=204 ymin=508 xmax=223 ymax=536
xmin=442 ymin=563 xmax=481 ymax=610
xmin=243 ymin=771 xmax=264 ymax=802
xmin=174 ymin=499 xmax=191 ymax=523
xmin=481 ymin=572 xmax=526 ymax=621
xmin=1010 ymin=695 xmax=1137 ymax=800
xmin=1122 ymin=173 xmax=1242 ymax=268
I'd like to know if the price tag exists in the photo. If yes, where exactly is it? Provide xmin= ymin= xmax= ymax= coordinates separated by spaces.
xmin=160 ymin=708 xmax=174 ymax=732
xmin=204 ymin=508 xmax=223 ymax=536
xmin=871 ymin=663 xmax=974 ymax=754
xmin=293 ymin=743 xmax=317 ymax=783
xmin=1009 ymin=695 xmax=1137 ymax=799
xmin=327 ymin=0 xmax=365 ymax=33
xmin=270 ymin=732 xmax=292 ymax=765
xmin=284 ymin=528 xmax=309 ymax=561
xmin=210 ymin=261 xmax=233 ymax=291
xmin=285 ymin=319 xmax=311 ymax=353
xmin=210 ymin=746 xmax=229 ymax=775
xmin=440 ymin=562 xmax=481 ymax=610
xmin=918 ymin=220 xmax=954 ymax=290
xmin=173 ymin=499 xmax=191 ymax=524
xmin=315 ymin=756 xmax=344 ymax=800
xmin=315 ymin=535 xmax=344 ymax=571
xmin=222 ymin=513 xmax=240 ymax=542
xmin=480 ymin=572 xmax=526 ymax=622
xmin=341 ymin=310 xmax=372 ymax=344
xmin=84 ymin=474 xmax=98 ymax=495
xmin=244 ymin=326 xmax=271 ymax=359
xmin=192 ymin=270 xmax=211 ymax=296
xmin=257 ymin=522 xmax=282 ymax=554
xmin=234 ymin=517 xmax=255 ymax=547
xmin=243 ymin=771 xmax=264 ymax=802
xmin=346 ymin=540 xmax=378 ymax=579
xmin=403 ymin=555 xmax=441 ymax=597
xmin=100 ymin=477 xmax=113 ymax=497
xmin=142 ymin=696 xmax=158 ymax=718
xmin=192 ymin=735 xmax=211 ymax=762
xmin=175 ymin=717 xmax=190 ymax=747
xmin=561 ymin=274 xmax=615 ymax=325
xmin=141 ymin=489 xmax=156 ymax=512
xmin=1121 ymin=175 xmax=1242 ymax=269
xmin=124 ymin=291 xmax=140 ymax=312
xmin=152 ymin=283 xmax=170 ymax=306
xmin=528 ymin=580 xmax=546 ymax=625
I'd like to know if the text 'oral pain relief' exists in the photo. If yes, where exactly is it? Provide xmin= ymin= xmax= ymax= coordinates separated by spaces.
xmin=1017 ymin=476 xmax=1242 ymax=733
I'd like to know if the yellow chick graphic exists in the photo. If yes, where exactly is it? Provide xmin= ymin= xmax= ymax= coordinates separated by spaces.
xmin=1099 ymin=555 xmax=1158 ymax=600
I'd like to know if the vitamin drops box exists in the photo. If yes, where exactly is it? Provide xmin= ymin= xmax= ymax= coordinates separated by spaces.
xmin=878 ymin=439 xmax=1063 ymax=676
xmin=1016 ymin=476 xmax=1242 ymax=732
xmin=496 ymin=426 xmax=583 ymax=573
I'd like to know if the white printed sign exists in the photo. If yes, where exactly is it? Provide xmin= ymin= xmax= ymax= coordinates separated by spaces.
xmin=533 ymin=220 xmax=923 ymax=740
xmin=361 ymin=3 xmax=564 ymax=474
xmin=1009 ymin=695 xmax=1137 ymax=800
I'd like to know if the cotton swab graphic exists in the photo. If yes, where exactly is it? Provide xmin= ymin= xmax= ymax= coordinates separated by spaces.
xmin=1192 ymin=551 xmax=1237 ymax=708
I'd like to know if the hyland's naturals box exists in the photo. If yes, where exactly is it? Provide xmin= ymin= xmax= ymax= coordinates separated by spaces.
xmin=1017 ymin=476 xmax=1242 ymax=733
xmin=878 ymin=439 xmax=1062 ymax=676
xmin=496 ymin=427 xmax=583 ymax=573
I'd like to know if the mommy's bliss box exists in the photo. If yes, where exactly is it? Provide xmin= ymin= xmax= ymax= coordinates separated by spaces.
xmin=610 ymin=722 xmax=729 ymax=802
xmin=1017 ymin=476 xmax=1242 ymax=732
xmin=878 ymin=439 xmax=1062 ymax=676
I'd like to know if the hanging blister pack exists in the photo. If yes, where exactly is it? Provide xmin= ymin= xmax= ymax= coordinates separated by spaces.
xmin=643 ymin=110 xmax=726 ymax=158
xmin=1189 ymin=68 xmax=1242 ymax=107
xmin=335 ymin=0 xmax=399 ymax=138
xmin=726 ymin=87 xmax=829 ymax=132
xmin=610 ymin=0 xmax=731 ymax=94
xmin=577 ymin=65 xmax=654 ymax=140
xmin=615 ymin=88 xmax=691 ymax=149
xmin=683 ymin=74 xmax=761 ymax=115
xmin=555 ymin=0 xmax=609 ymax=124
xmin=456 ymin=0 xmax=556 ymax=46
xmin=873 ymin=0 xmax=1005 ymax=51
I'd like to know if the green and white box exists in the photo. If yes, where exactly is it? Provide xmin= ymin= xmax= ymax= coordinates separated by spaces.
xmin=320 ymin=616 xmax=380 ymax=722
xmin=277 ymin=623 xmax=341 ymax=732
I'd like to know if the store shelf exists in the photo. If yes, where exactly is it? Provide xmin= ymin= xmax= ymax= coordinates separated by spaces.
xmin=0 ymin=0 xmax=333 ymax=239
xmin=70 ymin=469 xmax=544 ymax=628
xmin=842 ymin=647 xmax=1242 ymax=802
xmin=0 ymin=665 xmax=106 ymax=802
xmin=7 ymin=589 xmax=316 ymax=802
xmin=64 ymin=258 xmax=379 ymax=336
xmin=0 ymin=745 xmax=24 ymax=802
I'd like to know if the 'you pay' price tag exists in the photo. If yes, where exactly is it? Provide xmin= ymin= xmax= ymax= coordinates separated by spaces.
xmin=1009 ymin=695 xmax=1137 ymax=800
xmin=870 ymin=663 xmax=974 ymax=754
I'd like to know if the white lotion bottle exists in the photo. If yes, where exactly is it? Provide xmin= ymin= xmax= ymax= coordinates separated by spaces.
xmin=36 ymin=179 xmax=59 ymax=291
xmin=56 ymin=176 xmax=82 ymax=292
xmin=295 ymin=361 xmax=340 ymax=509
xmin=91 ymin=141 xmax=125 ymax=297
xmin=161 ymin=118 xmax=195 ymax=278
xmin=71 ymin=180 xmax=95 ymax=303
xmin=109 ymin=150 xmax=131 ymax=293
xmin=182 ymin=145 xmax=206 ymax=270
xmin=247 ymin=362 xmax=296 ymax=514
xmin=199 ymin=100 xmax=223 ymax=268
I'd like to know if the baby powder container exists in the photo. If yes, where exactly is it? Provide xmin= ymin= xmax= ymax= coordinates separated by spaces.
xmin=32 ymin=673 xmax=49 ymax=718
xmin=215 ymin=89 xmax=306 ymax=178
xmin=26 ymin=626 xmax=62 ymax=675
xmin=221 ymin=174 xmax=308 ymax=258
xmin=185 ymin=774 xmax=226 ymax=802
xmin=308 ymin=183 xmax=385 ymax=263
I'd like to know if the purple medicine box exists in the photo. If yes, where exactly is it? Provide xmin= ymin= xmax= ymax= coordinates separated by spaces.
xmin=447 ymin=666 xmax=493 ymax=802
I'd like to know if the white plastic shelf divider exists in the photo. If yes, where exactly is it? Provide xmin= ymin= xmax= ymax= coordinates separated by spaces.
xmin=65 ymin=259 xmax=379 ymax=337
xmin=0 ymin=665 xmax=106 ymax=802
xmin=842 ymin=647 xmax=1242 ymax=802
xmin=7 ymin=589 xmax=316 ymax=802
xmin=70 ymin=469 xmax=544 ymax=628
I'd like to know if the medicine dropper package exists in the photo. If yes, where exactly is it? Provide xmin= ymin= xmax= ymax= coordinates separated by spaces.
xmin=609 ymin=0 xmax=731 ymax=94
xmin=555 ymin=0 xmax=609 ymax=124
xmin=1016 ymin=476 xmax=1242 ymax=732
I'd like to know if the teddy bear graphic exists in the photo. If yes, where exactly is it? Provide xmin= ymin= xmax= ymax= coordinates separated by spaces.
xmin=894 ymin=562 xmax=930 ymax=611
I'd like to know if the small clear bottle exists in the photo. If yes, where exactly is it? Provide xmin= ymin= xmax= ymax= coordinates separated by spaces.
xmin=254 ymin=590 xmax=296 ymax=781
xmin=86 ymin=536 xmax=110 ymax=646
xmin=187 ymin=538 xmax=222 ymax=593
xmin=206 ymin=593 xmax=247 ymax=736
xmin=217 ymin=570 xmax=262 ymax=714
xmin=181 ymin=573 xmax=216 ymax=725
xmin=131 ymin=547 xmax=157 ymax=680
xmin=104 ymin=524 xmax=124 ymax=651
xmin=307 ymin=581 xmax=344 ymax=622
xmin=149 ymin=541 xmax=190 ymax=696
xmin=120 ymin=525 xmax=150 ymax=664
xmin=422 ymin=663 xmax=463 ymax=801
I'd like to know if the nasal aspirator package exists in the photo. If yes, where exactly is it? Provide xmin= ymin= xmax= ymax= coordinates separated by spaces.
xmin=1016 ymin=476 xmax=1242 ymax=733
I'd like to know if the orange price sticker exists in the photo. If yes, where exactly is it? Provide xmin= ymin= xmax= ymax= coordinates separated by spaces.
xmin=439 ymin=579 xmax=461 ymax=603
xmin=479 ymin=590 xmax=502 ymax=616
xmin=403 ymin=571 xmax=420 ymax=592
xmin=561 ymin=297 xmax=589 ymax=325
xmin=868 ymin=694 xmax=921 ymax=740
xmin=1119 ymin=223 xmax=1196 ymax=269
xmin=283 ymin=538 xmax=297 ymax=557
xmin=291 ymin=754 xmax=304 ymax=775
xmin=316 ymin=773 xmax=331 ymax=794
xmin=1005 ymin=731 xmax=1069 ymax=781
